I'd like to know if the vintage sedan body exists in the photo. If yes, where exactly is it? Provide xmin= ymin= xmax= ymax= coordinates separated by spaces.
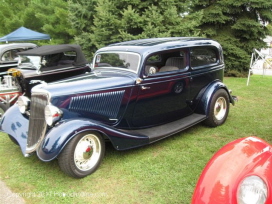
xmin=192 ymin=136 xmax=272 ymax=204
xmin=0 ymin=44 xmax=90 ymax=113
xmin=0 ymin=43 xmax=37 ymax=73
xmin=0 ymin=37 xmax=236 ymax=178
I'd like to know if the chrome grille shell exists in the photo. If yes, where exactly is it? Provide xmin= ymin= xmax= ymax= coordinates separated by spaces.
xmin=26 ymin=92 xmax=50 ymax=154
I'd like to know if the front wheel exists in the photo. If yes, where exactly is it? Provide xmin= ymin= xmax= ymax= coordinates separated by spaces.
xmin=58 ymin=132 xmax=105 ymax=178
xmin=204 ymin=89 xmax=230 ymax=127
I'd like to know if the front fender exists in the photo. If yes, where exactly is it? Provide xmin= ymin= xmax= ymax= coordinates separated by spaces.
xmin=37 ymin=119 xmax=149 ymax=161
xmin=195 ymin=80 xmax=234 ymax=115
xmin=0 ymin=104 xmax=29 ymax=156
xmin=192 ymin=137 xmax=272 ymax=204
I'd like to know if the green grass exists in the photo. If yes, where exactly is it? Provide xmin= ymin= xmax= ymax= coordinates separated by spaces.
xmin=1 ymin=75 xmax=272 ymax=204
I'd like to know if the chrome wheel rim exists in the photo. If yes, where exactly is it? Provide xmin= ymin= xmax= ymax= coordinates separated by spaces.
xmin=74 ymin=134 xmax=101 ymax=171
xmin=214 ymin=97 xmax=227 ymax=120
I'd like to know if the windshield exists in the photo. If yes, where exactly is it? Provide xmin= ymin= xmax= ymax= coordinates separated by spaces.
xmin=94 ymin=52 xmax=140 ymax=72
xmin=18 ymin=56 xmax=41 ymax=70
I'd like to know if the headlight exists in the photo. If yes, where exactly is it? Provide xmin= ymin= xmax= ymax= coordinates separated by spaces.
xmin=237 ymin=175 xmax=268 ymax=204
xmin=17 ymin=96 xmax=30 ymax=114
xmin=44 ymin=105 xmax=62 ymax=126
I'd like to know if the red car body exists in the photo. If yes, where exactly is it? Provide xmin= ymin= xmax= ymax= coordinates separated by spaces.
xmin=192 ymin=136 xmax=272 ymax=204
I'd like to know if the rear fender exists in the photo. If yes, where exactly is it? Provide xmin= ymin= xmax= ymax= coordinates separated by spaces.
xmin=37 ymin=119 xmax=149 ymax=161
xmin=194 ymin=80 xmax=234 ymax=115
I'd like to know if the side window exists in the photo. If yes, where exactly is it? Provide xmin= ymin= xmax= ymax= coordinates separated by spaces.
xmin=145 ymin=54 xmax=161 ymax=75
xmin=147 ymin=54 xmax=160 ymax=63
xmin=145 ymin=50 xmax=187 ymax=75
xmin=1 ymin=49 xmax=23 ymax=62
xmin=58 ymin=51 xmax=76 ymax=65
xmin=41 ymin=52 xmax=76 ymax=69
xmin=190 ymin=47 xmax=218 ymax=68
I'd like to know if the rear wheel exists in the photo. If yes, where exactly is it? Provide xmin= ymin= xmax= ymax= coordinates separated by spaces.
xmin=204 ymin=89 xmax=230 ymax=127
xmin=58 ymin=132 xmax=105 ymax=178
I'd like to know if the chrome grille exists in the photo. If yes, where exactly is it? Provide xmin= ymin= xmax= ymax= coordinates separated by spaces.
xmin=26 ymin=93 xmax=49 ymax=153
xmin=69 ymin=90 xmax=125 ymax=118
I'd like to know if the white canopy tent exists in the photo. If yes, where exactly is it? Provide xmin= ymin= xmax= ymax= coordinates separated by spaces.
xmin=247 ymin=48 xmax=272 ymax=86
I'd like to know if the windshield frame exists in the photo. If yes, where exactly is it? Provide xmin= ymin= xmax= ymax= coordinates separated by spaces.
xmin=92 ymin=51 xmax=141 ymax=73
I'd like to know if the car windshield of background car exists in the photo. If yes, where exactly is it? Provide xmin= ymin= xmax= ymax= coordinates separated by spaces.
xmin=94 ymin=52 xmax=140 ymax=73
xmin=18 ymin=55 xmax=41 ymax=70
xmin=1 ymin=49 xmax=21 ymax=62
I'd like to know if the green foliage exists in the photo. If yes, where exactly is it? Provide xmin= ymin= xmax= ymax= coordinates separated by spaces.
xmin=0 ymin=0 xmax=30 ymax=35
xmin=30 ymin=0 xmax=76 ymax=44
xmin=68 ymin=0 xmax=99 ymax=59
xmin=68 ymin=0 xmax=197 ymax=56
xmin=190 ymin=0 xmax=272 ymax=74
xmin=0 ymin=0 xmax=75 ymax=45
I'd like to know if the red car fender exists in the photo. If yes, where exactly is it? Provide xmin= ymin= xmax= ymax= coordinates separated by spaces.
xmin=192 ymin=136 xmax=272 ymax=204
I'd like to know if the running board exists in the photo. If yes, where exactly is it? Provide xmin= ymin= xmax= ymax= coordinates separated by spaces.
xmin=126 ymin=113 xmax=206 ymax=143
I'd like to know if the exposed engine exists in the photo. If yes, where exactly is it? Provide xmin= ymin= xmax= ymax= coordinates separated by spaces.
xmin=0 ymin=74 xmax=21 ymax=105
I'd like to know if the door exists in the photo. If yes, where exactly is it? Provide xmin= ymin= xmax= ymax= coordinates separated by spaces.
xmin=132 ymin=49 xmax=192 ymax=127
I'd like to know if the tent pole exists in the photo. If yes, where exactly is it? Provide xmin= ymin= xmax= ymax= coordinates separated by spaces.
xmin=247 ymin=52 xmax=254 ymax=86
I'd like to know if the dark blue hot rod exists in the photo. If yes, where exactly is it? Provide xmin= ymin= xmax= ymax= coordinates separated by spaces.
xmin=0 ymin=37 xmax=236 ymax=178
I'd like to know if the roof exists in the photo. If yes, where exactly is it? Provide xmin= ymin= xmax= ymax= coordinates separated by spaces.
xmin=0 ymin=43 xmax=37 ymax=56
xmin=97 ymin=37 xmax=221 ymax=55
xmin=0 ymin=27 xmax=50 ymax=43
xmin=18 ymin=44 xmax=87 ymax=66
xmin=109 ymin=37 xmax=208 ymax=46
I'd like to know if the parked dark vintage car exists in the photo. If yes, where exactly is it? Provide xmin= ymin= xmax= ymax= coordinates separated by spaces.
xmin=0 ymin=44 xmax=90 ymax=114
xmin=0 ymin=37 xmax=237 ymax=178
xmin=0 ymin=43 xmax=37 ymax=73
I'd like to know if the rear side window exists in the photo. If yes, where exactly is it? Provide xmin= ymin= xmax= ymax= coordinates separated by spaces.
xmin=147 ymin=54 xmax=161 ymax=63
xmin=190 ymin=47 xmax=218 ymax=68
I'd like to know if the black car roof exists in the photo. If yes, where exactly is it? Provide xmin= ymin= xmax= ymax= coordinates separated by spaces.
xmin=18 ymin=44 xmax=87 ymax=66
xmin=97 ymin=37 xmax=221 ymax=55
xmin=109 ymin=37 xmax=207 ymax=46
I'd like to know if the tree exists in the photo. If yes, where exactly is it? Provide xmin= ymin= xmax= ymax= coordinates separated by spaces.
xmin=68 ymin=0 xmax=196 ymax=58
xmin=189 ymin=0 xmax=272 ymax=75
xmin=0 ymin=0 xmax=75 ymax=45
xmin=0 ymin=0 xmax=30 ymax=35
xmin=24 ymin=0 xmax=76 ymax=44
xmin=68 ymin=0 xmax=98 ymax=59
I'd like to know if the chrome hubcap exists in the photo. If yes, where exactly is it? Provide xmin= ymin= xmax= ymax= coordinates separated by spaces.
xmin=74 ymin=134 xmax=101 ymax=171
xmin=214 ymin=97 xmax=227 ymax=120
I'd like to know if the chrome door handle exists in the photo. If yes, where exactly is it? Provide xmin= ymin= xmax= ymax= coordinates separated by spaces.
xmin=141 ymin=86 xmax=150 ymax=90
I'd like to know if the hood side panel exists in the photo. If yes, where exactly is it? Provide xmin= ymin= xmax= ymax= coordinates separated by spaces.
xmin=69 ymin=90 xmax=125 ymax=119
